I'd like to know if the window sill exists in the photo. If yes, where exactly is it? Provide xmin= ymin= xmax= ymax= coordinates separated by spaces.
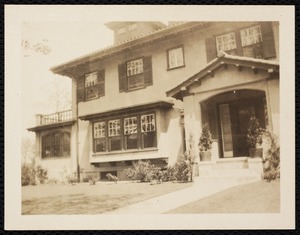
xmin=92 ymin=147 xmax=158 ymax=157
xmin=167 ymin=64 xmax=185 ymax=71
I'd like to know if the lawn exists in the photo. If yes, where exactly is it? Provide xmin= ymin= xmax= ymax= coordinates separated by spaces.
xmin=166 ymin=180 xmax=280 ymax=213
xmin=22 ymin=181 xmax=192 ymax=214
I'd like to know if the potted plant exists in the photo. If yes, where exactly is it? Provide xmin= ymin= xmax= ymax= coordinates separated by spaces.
xmin=247 ymin=115 xmax=263 ymax=158
xmin=198 ymin=124 xmax=213 ymax=161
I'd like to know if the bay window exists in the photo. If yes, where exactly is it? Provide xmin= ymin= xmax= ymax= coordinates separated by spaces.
xmin=93 ymin=113 xmax=156 ymax=153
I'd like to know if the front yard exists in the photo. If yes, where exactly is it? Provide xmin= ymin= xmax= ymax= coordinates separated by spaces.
xmin=22 ymin=181 xmax=192 ymax=214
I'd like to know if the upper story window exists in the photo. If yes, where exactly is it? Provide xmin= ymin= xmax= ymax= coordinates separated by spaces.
xmin=118 ymin=56 xmax=153 ymax=92
xmin=205 ymin=22 xmax=276 ymax=62
xmin=240 ymin=25 xmax=263 ymax=58
xmin=127 ymin=58 xmax=144 ymax=76
xmin=167 ymin=46 xmax=185 ymax=70
xmin=240 ymin=26 xmax=262 ymax=47
xmin=42 ymin=132 xmax=70 ymax=158
xmin=216 ymin=32 xmax=237 ymax=53
xmin=77 ymin=69 xmax=105 ymax=103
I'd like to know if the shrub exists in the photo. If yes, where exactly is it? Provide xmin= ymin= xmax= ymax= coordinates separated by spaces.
xmin=172 ymin=158 xmax=192 ymax=182
xmin=161 ymin=167 xmax=176 ymax=182
xmin=247 ymin=115 xmax=263 ymax=148
xmin=263 ymin=131 xmax=280 ymax=182
xmin=198 ymin=124 xmax=213 ymax=152
xmin=65 ymin=172 xmax=78 ymax=184
xmin=125 ymin=160 xmax=159 ymax=182
xmin=36 ymin=165 xmax=48 ymax=184
xmin=21 ymin=163 xmax=36 ymax=186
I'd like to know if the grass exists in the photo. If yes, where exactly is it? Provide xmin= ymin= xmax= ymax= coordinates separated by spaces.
xmin=166 ymin=180 xmax=280 ymax=214
xmin=22 ymin=181 xmax=192 ymax=214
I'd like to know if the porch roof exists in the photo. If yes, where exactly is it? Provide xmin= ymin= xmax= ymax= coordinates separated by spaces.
xmin=166 ymin=52 xmax=280 ymax=101
xmin=27 ymin=119 xmax=76 ymax=132
xmin=79 ymin=100 xmax=174 ymax=121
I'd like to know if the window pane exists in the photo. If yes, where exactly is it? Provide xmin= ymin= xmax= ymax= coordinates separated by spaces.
xmin=216 ymin=33 xmax=236 ymax=52
xmin=143 ymin=131 xmax=156 ymax=148
xmin=109 ymin=119 xmax=120 ymax=137
xmin=85 ymin=72 xmax=98 ymax=87
xmin=126 ymin=133 xmax=138 ymax=150
xmin=127 ymin=58 xmax=143 ymax=76
xmin=128 ymin=74 xmax=144 ymax=89
xmin=240 ymin=26 xmax=262 ymax=47
xmin=95 ymin=138 xmax=106 ymax=152
xmin=94 ymin=122 xmax=106 ymax=138
xmin=124 ymin=117 xmax=137 ymax=134
xmin=141 ymin=114 xmax=155 ymax=132
xmin=110 ymin=136 xmax=122 ymax=151
xmin=168 ymin=47 xmax=184 ymax=69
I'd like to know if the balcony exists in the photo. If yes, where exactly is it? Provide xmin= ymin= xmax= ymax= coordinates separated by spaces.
xmin=36 ymin=110 xmax=73 ymax=125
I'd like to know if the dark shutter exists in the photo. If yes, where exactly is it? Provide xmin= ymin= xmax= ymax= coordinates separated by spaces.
xmin=118 ymin=63 xmax=127 ymax=92
xmin=234 ymin=30 xmax=243 ymax=56
xmin=205 ymin=37 xmax=217 ymax=63
xmin=143 ymin=56 xmax=153 ymax=86
xmin=261 ymin=22 xmax=276 ymax=59
xmin=77 ymin=76 xmax=85 ymax=103
xmin=97 ymin=69 xmax=105 ymax=97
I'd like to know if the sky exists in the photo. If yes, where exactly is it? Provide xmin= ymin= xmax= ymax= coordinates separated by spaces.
xmin=21 ymin=21 xmax=114 ymax=139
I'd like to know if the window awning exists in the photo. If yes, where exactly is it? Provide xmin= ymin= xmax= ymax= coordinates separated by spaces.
xmin=79 ymin=100 xmax=174 ymax=121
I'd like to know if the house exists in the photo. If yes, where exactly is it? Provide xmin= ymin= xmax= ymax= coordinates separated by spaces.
xmin=28 ymin=21 xmax=279 ymax=181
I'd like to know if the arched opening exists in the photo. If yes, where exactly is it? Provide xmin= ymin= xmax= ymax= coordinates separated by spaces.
xmin=200 ymin=89 xmax=267 ymax=158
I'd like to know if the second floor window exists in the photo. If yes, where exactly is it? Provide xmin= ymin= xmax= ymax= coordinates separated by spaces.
xmin=240 ymin=26 xmax=262 ymax=47
xmin=77 ymin=69 xmax=105 ymax=103
xmin=118 ymin=56 xmax=153 ymax=92
xmin=167 ymin=46 xmax=185 ymax=70
xmin=216 ymin=32 xmax=237 ymax=53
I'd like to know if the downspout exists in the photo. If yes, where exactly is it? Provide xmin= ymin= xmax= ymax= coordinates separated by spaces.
xmin=75 ymin=78 xmax=80 ymax=182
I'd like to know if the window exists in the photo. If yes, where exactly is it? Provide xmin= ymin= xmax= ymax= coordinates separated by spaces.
xmin=94 ymin=122 xmax=106 ymax=152
xmin=118 ymin=56 xmax=152 ymax=92
xmin=108 ymin=120 xmax=122 ymax=151
xmin=240 ymin=25 xmax=263 ymax=58
xmin=93 ymin=113 xmax=156 ymax=153
xmin=167 ymin=46 xmax=184 ymax=69
xmin=77 ymin=69 xmax=105 ymax=102
xmin=240 ymin=26 xmax=262 ymax=47
xmin=42 ymin=132 xmax=70 ymax=158
xmin=216 ymin=32 xmax=236 ymax=52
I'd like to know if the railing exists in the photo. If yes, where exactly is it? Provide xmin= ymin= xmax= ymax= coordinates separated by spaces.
xmin=37 ymin=109 xmax=73 ymax=125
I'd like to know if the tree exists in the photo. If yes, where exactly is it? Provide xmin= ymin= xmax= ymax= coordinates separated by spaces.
xmin=21 ymin=137 xmax=35 ymax=165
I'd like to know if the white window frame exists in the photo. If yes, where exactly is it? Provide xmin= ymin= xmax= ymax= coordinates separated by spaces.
xmin=127 ymin=58 xmax=143 ymax=76
xmin=85 ymin=72 xmax=98 ymax=87
xmin=240 ymin=25 xmax=262 ymax=47
xmin=216 ymin=32 xmax=237 ymax=52
xmin=141 ymin=114 xmax=155 ymax=132
xmin=94 ymin=122 xmax=106 ymax=138
xmin=124 ymin=117 xmax=138 ymax=135
xmin=108 ymin=119 xmax=121 ymax=137
xmin=167 ymin=46 xmax=184 ymax=69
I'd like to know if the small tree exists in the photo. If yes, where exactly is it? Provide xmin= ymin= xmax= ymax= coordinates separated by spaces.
xmin=247 ymin=115 xmax=263 ymax=148
xmin=198 ymin=124 xmax=213 ymax=152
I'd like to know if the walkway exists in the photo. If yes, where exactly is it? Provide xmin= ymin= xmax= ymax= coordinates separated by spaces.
xmin=106 ymin=177 xmax=259 ymax=214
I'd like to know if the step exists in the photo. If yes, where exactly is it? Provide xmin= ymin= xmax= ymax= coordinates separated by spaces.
xmin=212 ymin=157 xmax=249 ymax=169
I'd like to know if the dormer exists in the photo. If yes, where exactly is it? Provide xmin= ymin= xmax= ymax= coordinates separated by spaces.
xmin=105 ymin=21 xmax=166 ymax=45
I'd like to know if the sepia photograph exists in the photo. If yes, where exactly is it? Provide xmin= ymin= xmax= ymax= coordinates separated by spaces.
xmin=5 ymin=5 xmax=295 ymax=230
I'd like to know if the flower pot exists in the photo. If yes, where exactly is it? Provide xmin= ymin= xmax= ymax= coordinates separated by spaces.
xmin=249 ymin=147 xmax=263 ymax=158
xmin=200 ymin=151 xmax=211 ymax=161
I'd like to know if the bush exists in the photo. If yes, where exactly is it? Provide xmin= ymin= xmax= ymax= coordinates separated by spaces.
xmin=21 ymin=163 xmax=36 ymax=186
xmin=36 ymin=165 xmax=48 ymax=184
xmin=172 ymin=158 xmax=192 ymax=182
xmin=263 ymin=131 xmax=280 ymax=182
xmin=247 ymin=115 xmax=263 ymax=148
xmin=65 ymin=172 xmax=78 ymax=184
xmin=125 ymin=160 xmax=159 ymax=182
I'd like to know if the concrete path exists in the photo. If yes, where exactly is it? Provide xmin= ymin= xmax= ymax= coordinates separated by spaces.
xmin=106 ymin=177 xmax=259 ymax=214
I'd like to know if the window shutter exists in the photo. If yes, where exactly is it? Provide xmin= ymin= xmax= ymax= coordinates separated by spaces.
xmin=98 ymin=69 xmax=105 ymax=97
xmin=261 ymin=22 xmax=276 ymax=59
xmin=143 ymin=56 xmax=153 ymax=86
xmin=77 ymin=76 xmax=85 ymax=103
xmin=234 ymin=30 xmax=243 ymax=56
xmin=118 ymin=63 xmax=127 ymax=92
xmin=205 ymin=37 xmax=217 ymax=63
